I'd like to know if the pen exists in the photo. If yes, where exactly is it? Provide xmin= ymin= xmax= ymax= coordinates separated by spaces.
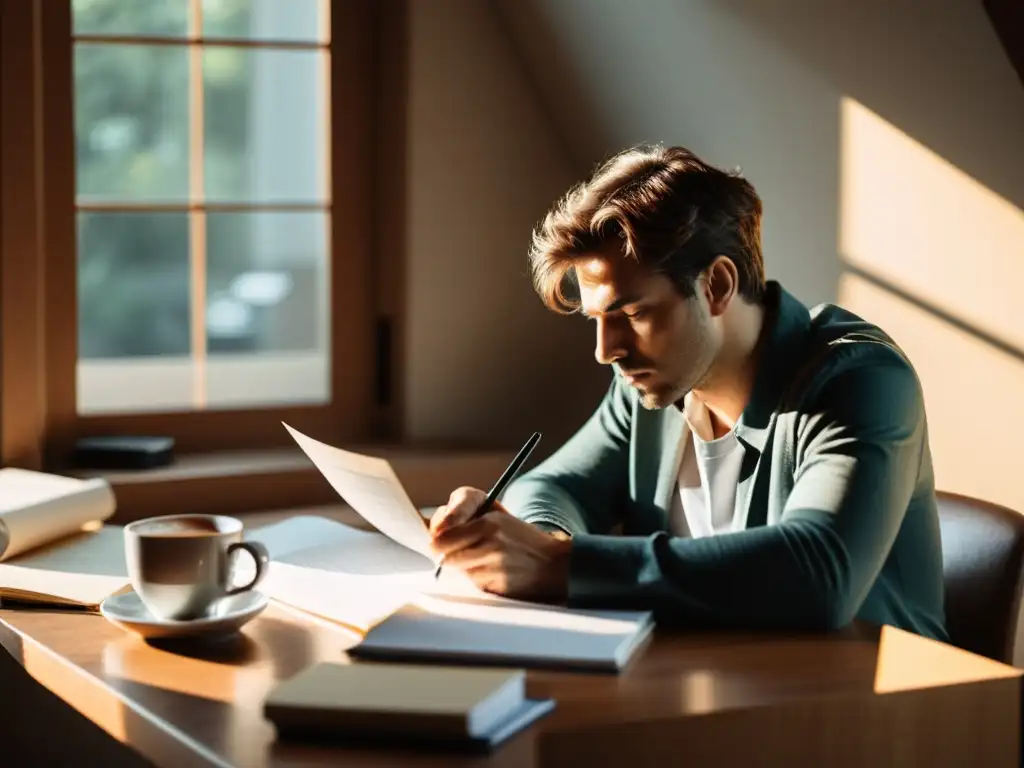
xmin=433 ymin=431 xmax=542 ymax=579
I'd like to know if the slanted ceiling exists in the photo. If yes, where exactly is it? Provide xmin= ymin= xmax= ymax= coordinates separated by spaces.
xmin=985 ymin=0 xmax=1024 ymax=90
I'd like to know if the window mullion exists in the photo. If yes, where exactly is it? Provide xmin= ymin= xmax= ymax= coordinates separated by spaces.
xmin=188 ymin=0 xmax=207 ymax=409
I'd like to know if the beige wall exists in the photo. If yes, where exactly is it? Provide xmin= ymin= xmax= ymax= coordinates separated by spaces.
xmin=495 ymin=0 xmax=1024 ymax=511
xmin=403 ymin=0 xmax=608 ymax=454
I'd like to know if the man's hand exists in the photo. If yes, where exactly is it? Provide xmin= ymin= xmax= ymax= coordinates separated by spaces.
xmin=430 ymin=487 xmax=571 ymax=603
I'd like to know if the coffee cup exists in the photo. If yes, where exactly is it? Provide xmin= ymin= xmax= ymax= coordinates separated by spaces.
xmin=124 ymin=514 xmax=270 ymax=621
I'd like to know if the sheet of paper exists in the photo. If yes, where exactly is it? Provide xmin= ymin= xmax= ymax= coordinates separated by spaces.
xmin=0 ymin=525 xmax=129 ymax=606
xmin=248 ymin=515 xmax=481 ymax=633
xmin=260 ymin=562 xmax=421 ymax=634
xmin=283 ymin=423 xmax=433 ymax=558
xmin=0 ymin=469 xmax=116 ymax=561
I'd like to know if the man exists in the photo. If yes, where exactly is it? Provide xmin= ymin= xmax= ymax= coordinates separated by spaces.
xmin=430 ymin=144 xmax=947 ymax=640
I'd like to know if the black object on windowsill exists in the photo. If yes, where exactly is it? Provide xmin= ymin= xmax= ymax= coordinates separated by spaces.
xmin=73 ymin=436 xmax=175 ymax=470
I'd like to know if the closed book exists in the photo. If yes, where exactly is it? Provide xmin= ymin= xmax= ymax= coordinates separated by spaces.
xmin=264 ymin=662 xmax=553 ymax=750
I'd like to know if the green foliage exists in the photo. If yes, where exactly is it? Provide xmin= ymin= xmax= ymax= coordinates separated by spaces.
xmin=73 ymin=0 xmax=253 ymax=359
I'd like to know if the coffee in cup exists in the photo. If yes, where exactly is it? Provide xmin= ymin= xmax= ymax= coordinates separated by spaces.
xmin=124 ymin=514 xmax=270 ymax=621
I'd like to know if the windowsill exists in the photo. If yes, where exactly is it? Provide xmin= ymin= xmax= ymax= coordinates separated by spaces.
xmin=72 ymin=444 xmax=517 ymax=524
xmin=73 ymin=448 xmax=313 ymax=484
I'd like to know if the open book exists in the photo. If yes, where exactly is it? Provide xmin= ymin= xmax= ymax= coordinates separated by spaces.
xmin=0 ymin=468 xmax=123 ymax=608
xmin=274 ymin=424 xmax=654 ymax=671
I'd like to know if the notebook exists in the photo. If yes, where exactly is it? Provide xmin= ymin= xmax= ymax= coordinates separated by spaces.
xmin=0 ymin=468 xmax=125 ymax=609
xmin=264 ymin=662 xmax=554 ymax=750
xmin=352 ymin=595 xmax=654 ymax=672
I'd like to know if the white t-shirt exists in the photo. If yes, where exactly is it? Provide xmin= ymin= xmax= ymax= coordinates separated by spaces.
xmin=669 ymin=393 xmax=746 ymax=538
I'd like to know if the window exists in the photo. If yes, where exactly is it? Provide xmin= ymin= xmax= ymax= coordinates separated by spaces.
xmin=73 ymin=0 xmax=331 ymax=414
xmin=0 ymin=0 xmax=384 ymax=461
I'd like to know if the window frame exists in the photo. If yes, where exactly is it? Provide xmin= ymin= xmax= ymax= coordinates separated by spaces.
xmin=1 ymin=0 xmax=400 ymax=469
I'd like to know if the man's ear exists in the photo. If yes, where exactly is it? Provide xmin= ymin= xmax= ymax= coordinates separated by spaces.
xmin=704 ymin=256 xmax=738 ymax=317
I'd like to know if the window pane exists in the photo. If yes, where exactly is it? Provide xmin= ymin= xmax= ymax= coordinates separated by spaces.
xmin=75 ymin=44 xmax=189 ymax=203
xmin=77 ymin=212 xmax=192 ymax=414
xmin=205 ymin=212 xmax=329 ymax=407
xmin=78 ymin=212 xmax=191 ymax=360
xmin=204 ymin=47 xmax=326 ymax=203
xmin=73 ymin=0 xmax=190 ymax=38
xmin=202 ymin=0 xmax=326 ymax=43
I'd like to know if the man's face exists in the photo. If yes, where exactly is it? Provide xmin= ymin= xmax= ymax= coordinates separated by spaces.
xmin=577 ymin=256 xmax=719 ymax=409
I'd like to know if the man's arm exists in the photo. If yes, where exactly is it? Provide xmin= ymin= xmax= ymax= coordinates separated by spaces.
xmin=500 ymin=374 xmax=633 ymax=536
xmin=566 ymin=358 xmax=926 ymax=630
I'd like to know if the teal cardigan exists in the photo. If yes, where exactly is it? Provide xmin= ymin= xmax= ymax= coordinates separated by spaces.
xmin=503 ymin=282 xmax=947 ymax=640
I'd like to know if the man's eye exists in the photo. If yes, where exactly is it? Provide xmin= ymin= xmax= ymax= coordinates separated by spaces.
xmin=624 ymin=308 xmax=648 ymax=321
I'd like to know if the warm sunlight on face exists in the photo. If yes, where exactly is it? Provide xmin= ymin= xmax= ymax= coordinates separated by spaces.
xmin=576 ymin=256 xmax=716 ymax=409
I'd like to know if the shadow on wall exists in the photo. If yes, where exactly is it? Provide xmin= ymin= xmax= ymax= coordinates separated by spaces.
xmin=403 ymin=0 xmax=609 ymax=456
xmin=714 ymin=0 xmax=1024 ymax=212
xmin=837 ymin=98 xmax=1024 ymax=514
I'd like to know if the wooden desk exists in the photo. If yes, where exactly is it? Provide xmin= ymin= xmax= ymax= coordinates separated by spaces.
xmin=0 ymin=599 xmax=1020 ymax=768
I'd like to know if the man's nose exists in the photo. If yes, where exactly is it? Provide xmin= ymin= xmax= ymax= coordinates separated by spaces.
xmin=594 ymin=318 xmax=629 ymax=365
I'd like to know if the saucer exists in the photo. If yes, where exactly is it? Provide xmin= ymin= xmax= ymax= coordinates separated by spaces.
xmin=99 ymin=590 xmax=269 ymax=640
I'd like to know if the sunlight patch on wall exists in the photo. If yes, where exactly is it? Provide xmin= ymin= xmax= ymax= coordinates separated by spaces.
xmin=839 ymin=97 xmax=1024 ymax=351
xmin=838 ymin=274 xmax=1024 ymax=512
xmin=839 ymin=97 xmax=1024 ymax=510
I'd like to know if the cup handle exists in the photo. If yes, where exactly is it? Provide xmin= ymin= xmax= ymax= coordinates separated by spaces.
xmin=226 ymin=541 xmax=270 ymax=595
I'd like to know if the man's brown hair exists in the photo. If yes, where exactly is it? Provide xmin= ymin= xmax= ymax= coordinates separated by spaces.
xmin=529 ymin=144 xmax=766 ymax=313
